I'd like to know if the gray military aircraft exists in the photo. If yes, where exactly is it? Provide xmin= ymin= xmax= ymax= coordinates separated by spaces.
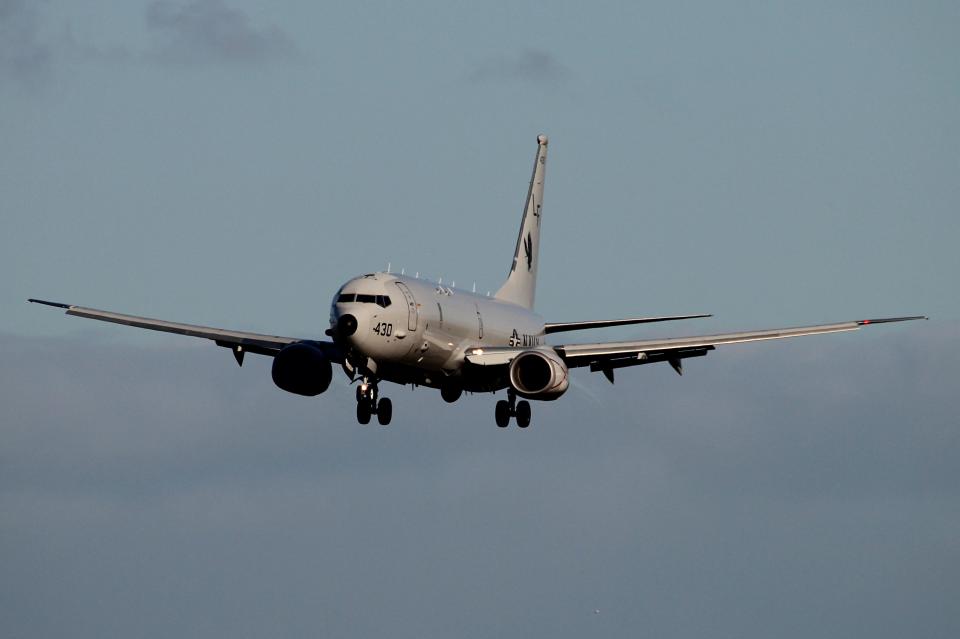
xmin=30 ymin=135 xmax=926 ymax=427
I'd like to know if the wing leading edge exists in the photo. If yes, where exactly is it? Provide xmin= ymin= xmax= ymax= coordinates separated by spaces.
xmin=27 ymin=298 xmax=338 ymax=364
xmin=544 ymin=313 xmax=711 ymax=334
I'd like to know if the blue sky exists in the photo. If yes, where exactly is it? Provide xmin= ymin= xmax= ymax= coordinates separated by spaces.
xmin=2 ymin=2 xmax=958 ymax=637
xmin=3 ymin=0 xmax=957 ymax=337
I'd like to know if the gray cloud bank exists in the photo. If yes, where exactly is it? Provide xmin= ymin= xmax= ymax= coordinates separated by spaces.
xmin=468 ymin=48 xmax=569 ymax=85
xmin=0 ymin=0 xmax=52 ymax=86
xmin=0 ymin=0 xmax=298 ymax=87
xmin=1 ymin=325 xmax=958 ymax=638
xmin=145 ymin=0 xmax=299 ymax=66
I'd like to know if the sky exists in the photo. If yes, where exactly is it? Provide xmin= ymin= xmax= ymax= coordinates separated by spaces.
xmin=2 ymin=1 xmax=959 ymax=637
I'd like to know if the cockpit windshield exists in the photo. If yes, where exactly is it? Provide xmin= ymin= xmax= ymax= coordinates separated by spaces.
xmin=337 ymin=293 xmax=391 ymax=308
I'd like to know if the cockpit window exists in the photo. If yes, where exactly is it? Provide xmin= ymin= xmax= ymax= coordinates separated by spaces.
xmin=339 ymin=293 xmax=391 ymax=307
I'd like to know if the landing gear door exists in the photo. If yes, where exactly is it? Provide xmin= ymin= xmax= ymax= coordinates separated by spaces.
xmin=395 ymin=282 xmax=418 ymax=332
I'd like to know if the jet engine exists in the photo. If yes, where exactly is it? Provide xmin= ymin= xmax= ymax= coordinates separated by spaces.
xmin=508 ymin=349 xmax=569 ymax=400
xmin=271 ymin=343 xmax=333 ymax=396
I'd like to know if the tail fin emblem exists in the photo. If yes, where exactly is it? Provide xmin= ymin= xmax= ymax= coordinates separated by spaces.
xmin=523 ymin=233 xmax=533 ymax=270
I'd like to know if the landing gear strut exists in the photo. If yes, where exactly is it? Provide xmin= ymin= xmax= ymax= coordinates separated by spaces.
xmin=495 ymin=389 xmax=531 ymax=428
xmin=356 ymin=378 xmax=392 ymax=426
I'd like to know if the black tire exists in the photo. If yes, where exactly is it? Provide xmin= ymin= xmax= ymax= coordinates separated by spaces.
xmin=377 ymin=397 xmax=392 ymax=426
xmin=357 ymin=400 xmax=371 ymax=425
xmin=495 ymin=400 xmax=511 ymax=428
xmin=440 ymin=384 xmax=462 ymax=403
xmin=356 ymin=386 xmax=364 ymax=402
xmin=515 ymin=400 xmax=531 ymax=428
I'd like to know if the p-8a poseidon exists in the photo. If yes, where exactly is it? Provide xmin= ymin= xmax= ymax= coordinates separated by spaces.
xmin=30 ymin=135 xmax=926 ymax=427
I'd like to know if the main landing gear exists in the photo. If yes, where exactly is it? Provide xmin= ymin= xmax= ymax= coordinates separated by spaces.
xmin=495 ymin=389 xmax=531 ymax=428
xmin=356 ymin=379 xmax=392 ymax=426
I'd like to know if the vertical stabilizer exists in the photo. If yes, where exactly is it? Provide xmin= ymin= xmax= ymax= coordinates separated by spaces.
xmin=495 ymin=134 xmax=548 ymax=309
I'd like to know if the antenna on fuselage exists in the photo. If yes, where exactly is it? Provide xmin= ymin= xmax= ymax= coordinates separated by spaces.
xmin=386 ymin=262 xmax=392 ymax=273
xmin=401 ymin=267 xmax=405 ymax=275
xmin=472 ymin=282 xmax=476 ymax=293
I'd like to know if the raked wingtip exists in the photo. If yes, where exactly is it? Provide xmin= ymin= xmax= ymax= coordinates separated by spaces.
xmin=28 ymin=298 xmax=72 ymax=309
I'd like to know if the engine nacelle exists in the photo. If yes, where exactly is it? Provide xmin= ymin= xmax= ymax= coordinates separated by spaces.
xmin=508 ymin=349 xmax=569 ymax=400
xmin=271 ymin=343 xmax=333 ymax=396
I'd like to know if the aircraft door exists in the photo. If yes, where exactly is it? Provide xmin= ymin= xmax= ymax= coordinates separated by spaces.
xmin=395 ymin=282 xmax=419 ymax=332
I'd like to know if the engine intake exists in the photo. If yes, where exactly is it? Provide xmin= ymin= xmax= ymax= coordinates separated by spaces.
xmin=271 ymin=343 xmax=333 ymax=396
xmin=508 ymin=349 xmax=569 ymax=400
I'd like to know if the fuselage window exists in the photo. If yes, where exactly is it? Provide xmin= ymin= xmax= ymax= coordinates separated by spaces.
xmin=376 ymin=295 xmax=392 ymax=308
xmin=337 ymin=293 xmax=355 ymax=303
xmin=356 ymin=294 xmax=376 ymax=304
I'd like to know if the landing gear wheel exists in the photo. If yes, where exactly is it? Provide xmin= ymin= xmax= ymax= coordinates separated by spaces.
xmin=356 ymin=377 xmax=379 ymax=425
xmin=357 ymin=400 xmax=372 ymax=425
xmin=376 ymin=397 xmax=392 ymax=426
xmin=495 ymin=400 xmax=511 ymax=428
xmin=515 ymin=400 xmax=531 ymax=428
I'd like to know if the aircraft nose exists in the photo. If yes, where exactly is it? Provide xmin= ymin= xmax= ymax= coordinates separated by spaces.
xmin=337 ymin=313 xmax=358 ymax=337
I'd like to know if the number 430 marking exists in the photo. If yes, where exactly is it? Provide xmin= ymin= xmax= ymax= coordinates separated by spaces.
xmin=373 ymin=322 xmax=393 ymax=337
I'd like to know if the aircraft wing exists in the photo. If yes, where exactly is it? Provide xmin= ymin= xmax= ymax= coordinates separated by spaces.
xmin=465 ymin=315 xmax=926 ymax=380
xmin=27 ymin=298 xmax=338 ymax=364
xmin=555 ymin=316 xmax=927 ymax=379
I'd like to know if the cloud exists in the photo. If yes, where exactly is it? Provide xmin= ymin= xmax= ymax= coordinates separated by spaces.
xmin=0 ymin=0 xmax=299 ymax=90
xmin=467 ymin=48 xmax=569 ymax=85
xmin=1 ymin=325 xmax=957 ymax=637
xmin=144 ymin=0 xmax=299 ymax=65
xmin=0 ymin=0 xmax=52 ymax=87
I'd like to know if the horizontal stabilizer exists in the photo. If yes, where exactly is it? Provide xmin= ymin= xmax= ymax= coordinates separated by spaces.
xmin=544 ymin=314 xmax=711 ymax=334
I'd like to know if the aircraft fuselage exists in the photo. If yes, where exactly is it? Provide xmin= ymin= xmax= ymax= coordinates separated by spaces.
xmin=331 ymin=272 xmax=544 ymax=391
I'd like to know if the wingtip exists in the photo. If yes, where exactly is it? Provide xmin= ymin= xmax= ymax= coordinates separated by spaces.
xmin=857 ymin=315 xmax=928 ymax=326
xmin=28 ymin=298 xmax=72 ymax=309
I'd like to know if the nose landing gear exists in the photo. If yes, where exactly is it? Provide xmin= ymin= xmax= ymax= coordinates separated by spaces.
xmin=356 ymin=379 xmax=392 ymax=426
xmin=495 ymin=390 xmax=531 ymax=428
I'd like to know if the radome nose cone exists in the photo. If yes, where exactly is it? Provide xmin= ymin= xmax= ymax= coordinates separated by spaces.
xmin=338 ymin=314 xmax=358 ymax=337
